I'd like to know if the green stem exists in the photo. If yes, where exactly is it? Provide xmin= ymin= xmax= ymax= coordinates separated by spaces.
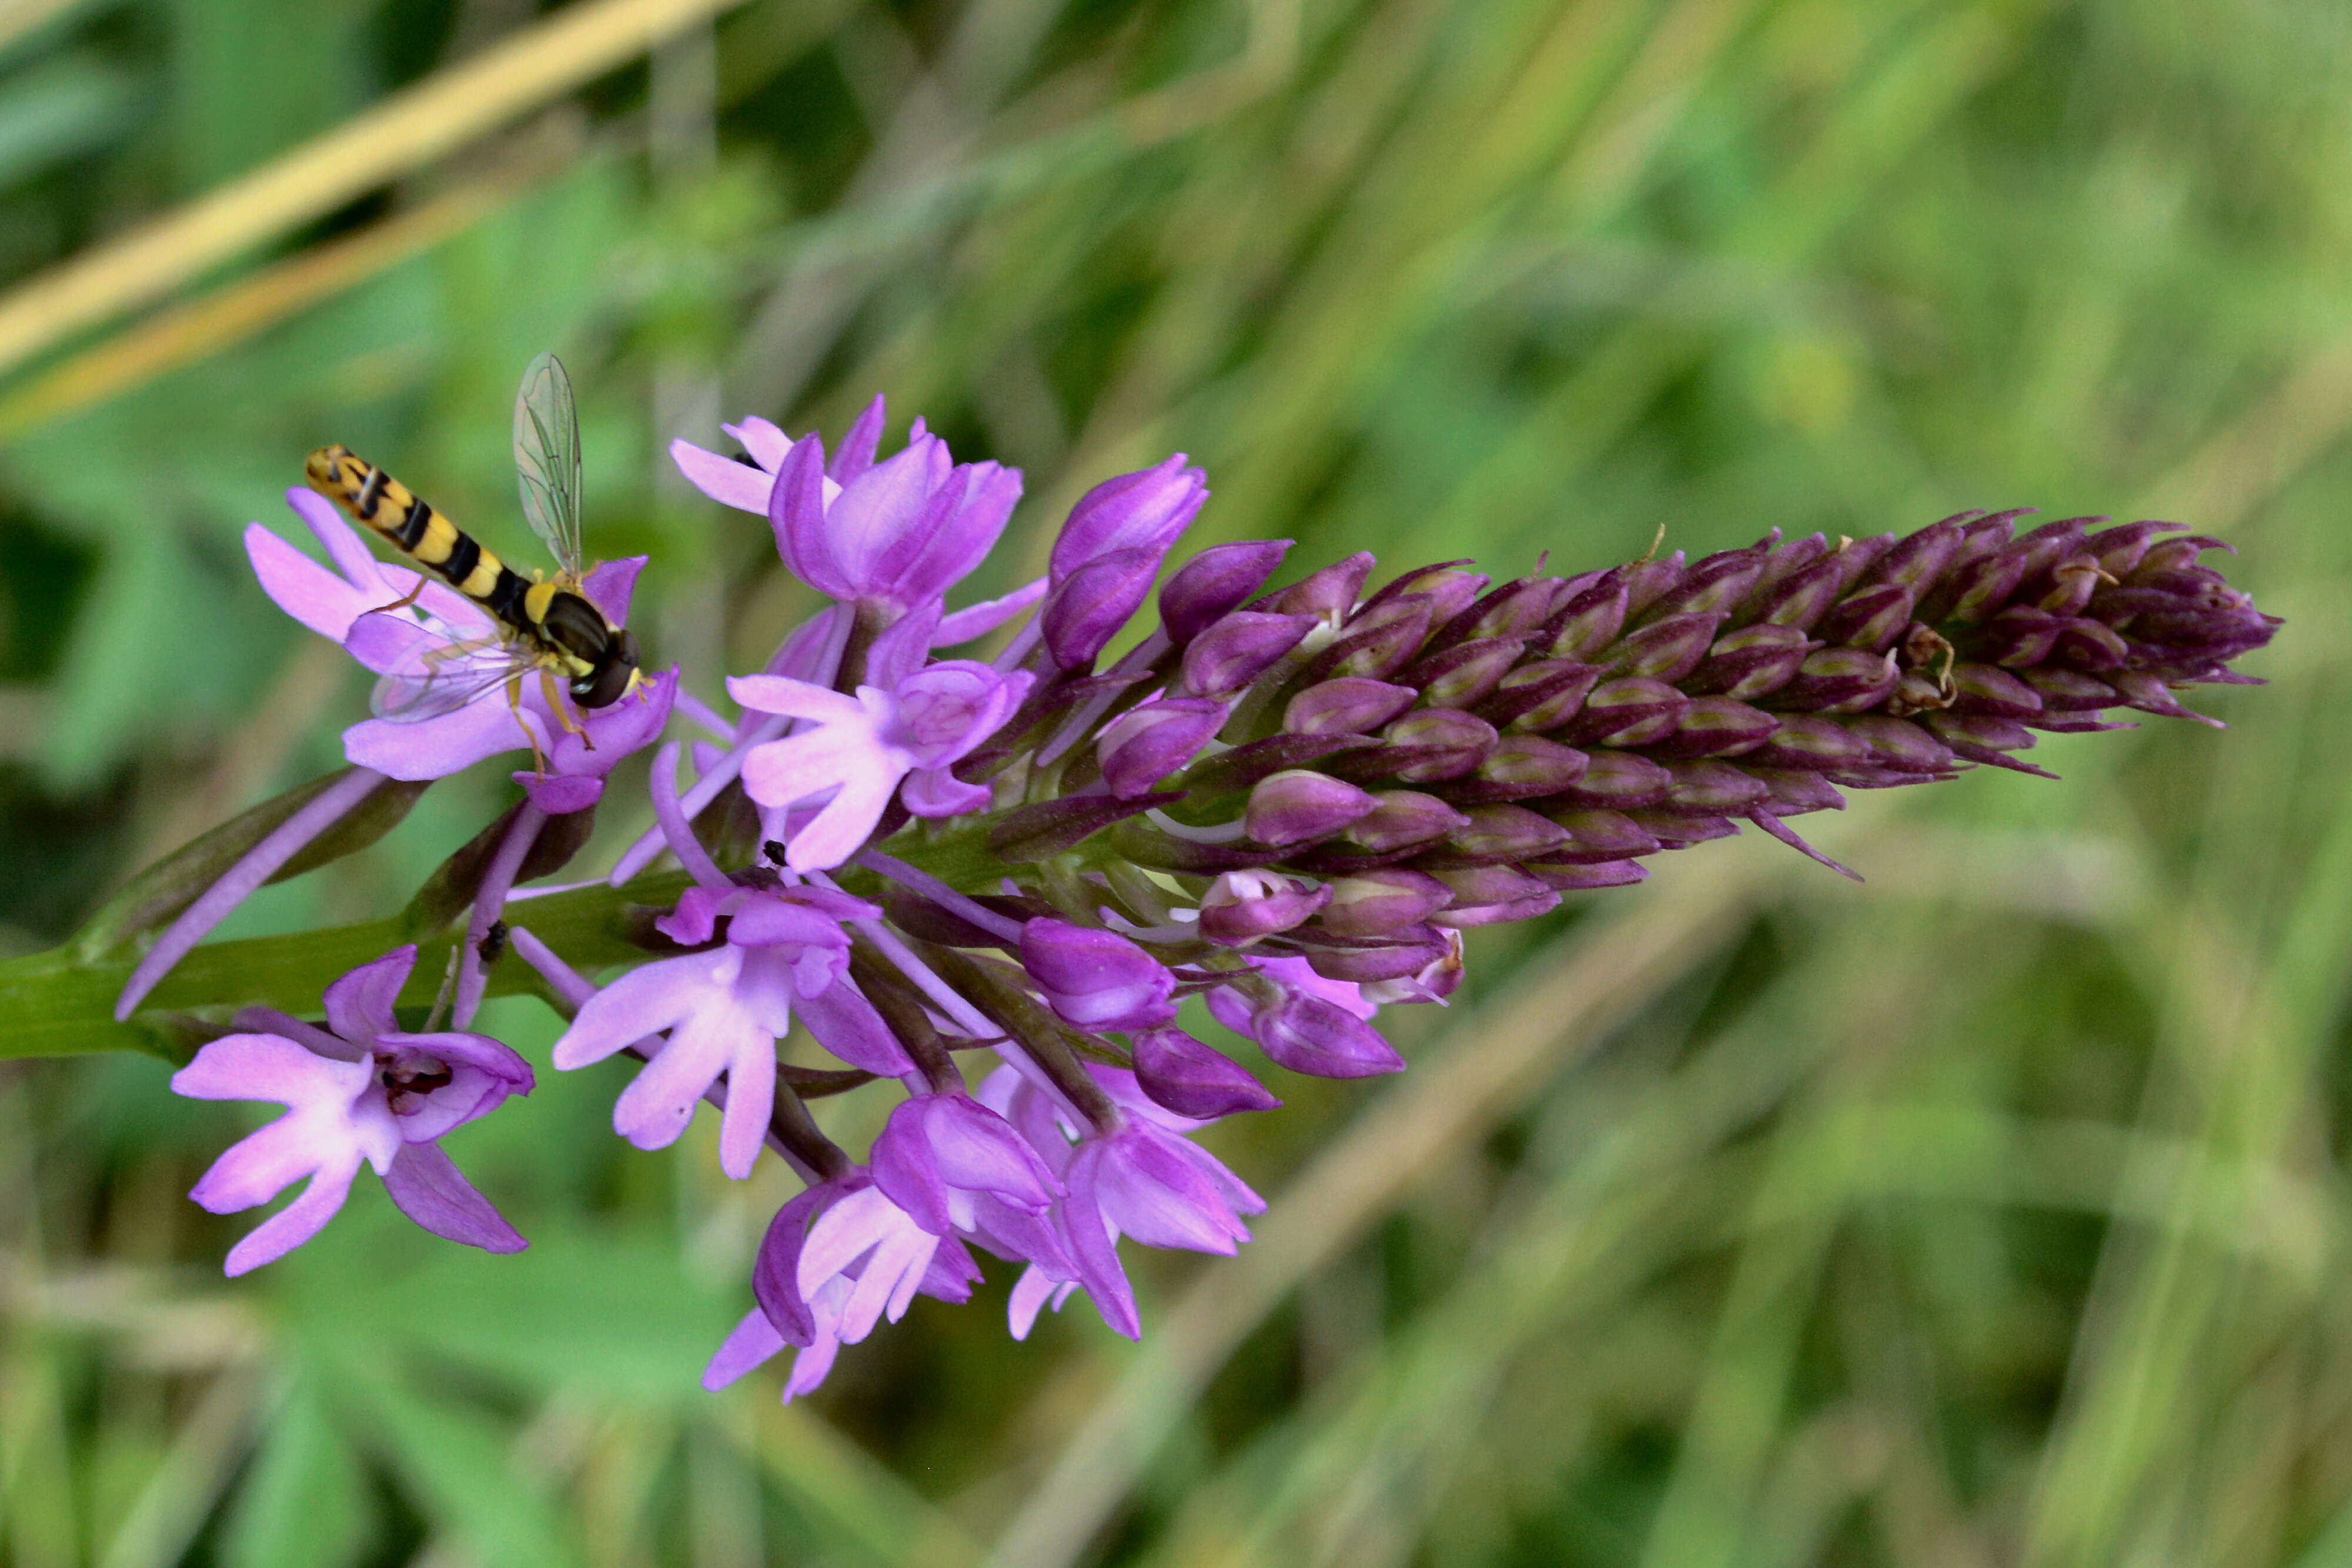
xmin=0 ymin=870 xmax=691 ymax=1066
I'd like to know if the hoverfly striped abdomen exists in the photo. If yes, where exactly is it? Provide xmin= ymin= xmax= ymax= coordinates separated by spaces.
xmin=302 ymin=440 xmax=642 ymax=711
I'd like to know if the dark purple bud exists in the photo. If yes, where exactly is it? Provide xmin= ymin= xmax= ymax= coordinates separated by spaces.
xmin=1160 ymin=540 xmax=1291 ymax=643
xmin=1922 ymin=546 xmax=2030 ymax=625
xmin=1452 ymin=734 xmax=1590 ymax=801
xmin=1747 ymin=767 xmax=1846 ymax=815
xmin=1547 ymin=578 xmax=1629 ymax=660
xmin=1181 ymin=733 xmax=1372 ymax=793
xmin=1950 ymin=663 xmax=2043 ymax=720
xmin=1540 ymin=747 xmax=1672 ymax=810
xmin=1182 ymin=611 xmax=1317 ymax=699
xmin=1605 ymin=611 xmax=1725 ymax=683
xmin=1772 ymin=647 xmax=1899 ymax=713
xmin=1246 ymin=770 xmax=1380 ymax=846
xmin=2053 ymin=618 xmax=2130 ymax=671
xmin=1313 ymin=596 xmax=1433 ymax=680
xmin=1437 ymin=576 xmax=1560 ymax=647
xmin=1133 ymin=1028 xmax=1280 ymax=1117
xmin=1752 ymin=559 xmax=1845 ymax=631
xmin=1198 ymin=871 xmax=1331 ymax=944
xmin=1042 ymin=546 xmax=1162 ymax=668
xmin=1528 ymin=859 xmax=1649 ymax=891
xmin=1621 ymin=553 xmax=1686 ymax=618
xmin=1415 ymin=569 xmax=1492 ymax=626
xmin=1274 ymin=552 xmax=1377 ymax=621
xmin=1425 ymin=804 xmax=1569 ymax=864
xmin=1299 ymin=930 xmax=1451 ymax=982
xmin=1743 ymin=714 xmax=1876 ymax=773
xmin=1020 ymin=918 xmax=1180 ymax=1031
xmin=1344 ymin=790 xmax=1472 ymax=852
xmin=1859 ymin=521 xmax=1963 ymax=592
xmin=1623 ymin=808 xmax=1742 ymax=847
xmin=1641 ymin=698 xmax=1778 ymax=760
xmin=1545 ymin=808 xmax=1662 ymax=864
xmin=1097 ymin=697 xmax=1227 ymax=798
xmin=1925 ymin=711 xmax=2057 ymax=777
xmin=1663 ymin=760 xmax=1771 ymax=813
xmin=2106 ymin=671 xmax=2220 ymax=727
xmin=1841 ymin=716 xmax=1956 ymax=777
xmin=1815 ymin=582 xmax=1915 ymax=651
xmin=1409 ymin=636 xmax=1526 ymax=708
xmin=1050 ymin=452 xmax=1208 ymax=580
xmin=1683 ymin=622 xmax=1816 ymax=699
xmin=1974 ymin=606 xmax=2065 ymax=667
xmin=1321 ymin=868 xmax=1454 ymax=936
xmin=2024 ymin=552 xmax=2109 ymax=616
xmin=1649 ymin=546 xmax=1767 ymax=618
xmin=1478 ymin=659 xmax=1601 ymax=730
xmin=1740 ymin=533 xmax=1832 ymax=610
xmin=1284 ymin=677 xmax=1418 ymax=737
xmin=1250 ymin=994 xmax=1405 ymax=1078
xmin=2020 ymin=667 xmax=2117 ymax=712
xmin=1336 ymin=707 xmax=1497 ymax=783
xmin=1558 ymin=678 xmax=1689 ymax=745
xmin=1428 ymin=865 xmax=1559 ymax=927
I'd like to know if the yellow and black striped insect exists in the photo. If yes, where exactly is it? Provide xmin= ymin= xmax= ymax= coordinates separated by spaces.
xmin=305 ymin=353 xmax=642 ymax=726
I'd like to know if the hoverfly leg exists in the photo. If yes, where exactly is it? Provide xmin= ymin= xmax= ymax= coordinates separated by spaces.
xmin=506 ymin=673 xmax=550 ymax=775
xmin=539 ymin=667 xmax=593 ymax=749
xmin=368 ymin=572 xmax=431 ymax=618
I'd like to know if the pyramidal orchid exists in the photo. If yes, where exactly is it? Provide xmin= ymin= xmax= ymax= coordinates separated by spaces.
xmin=46 ymin=380 xmax=2274 ymax=1406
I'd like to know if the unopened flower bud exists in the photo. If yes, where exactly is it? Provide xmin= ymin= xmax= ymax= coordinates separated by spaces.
xmin=1408 ymin=636 xmax=1525 ymax=708
xmin=1558 ymin=678 xmax=1688 ymax=745
xmin=1456 ymin=734 xmax=1589 ymax=800
xmin=1603 ymin=610 xmax=1724 ymax=683
xmin=1298 ymin=928 xmax=1452 ymax=982
xmin=1284 ymin=677 xmax=1417 ymax=737
xmin=1545 ymin=808 xmax=1662 ymax=863
xmin=1926 ymin=711 xmax=2053 ymax=776
xmin=1752 ymin=559 xmax=1845 ymax=630
xmin=1429 ymin=865 xmax=1559 ymax=927
xmin=1320 ymin=868 xmax=1453 ymax=936
xmin=1160 ymin=540 xmax=1292 ymax=643
xmin=1198 ymin=871 xmax=1331 ymax=944
xmin=1621 ymin=553 xmax=1686 ymax=617
xmin=1050 ymin=453 xmax=1208 ymax=579
xmin=1274 ymin=552 xmax=1375 ymax=622
xmin=1950 ymin=663 xmax=2043 ymax=720
xmin=1338 ymin=707 xmax=1496 ymax=783
xmin=1097 ymin=697 xmax=1227 ymax=797
xmin=1246 ymin=770 xmax=1379 ymax=847
xmin=1683 ymin=623 xmax=1815 ymax=698
xmin=1133 ymin=1028 xmax=1280 ymax=1117
xmin=1020 ymin=918 xmax=1179 ymax=1031
xmin=1181 ymin=611 xmax=1317 ymax=698
xmin=1343 ymin=790 xmax=1472 ymax=852
xmin=1249 ymin=992 xmax=1404 ymax=1078
xmin=1814 ymin=581 xmax=1915 ymax=651
xmin=1842 ymin=715 xmax=1955 ymax=778
xmin=1427 ymin=804 xmax=1568 ymax=863
xmin=1775 ymin=647 xmax=1899 ymax=712
xmin=1528 ymin=860 xmax=1649 ymax=890
xmin=1663 ymin=760 xmax=1770 ymax=812
xmin=1548 ymin=577 xmax=1629 ymax=660
xmin=1478 ymin=659 xmax=1600 ymax=730
xmin=1042 ymin=546 xmax=1162 ymax=668
xmin=1438 ymin=577 xmax=1559 ymax=646
xmin=1642 ymin=697 xmax=1779 ymax=760
xmin=1745 ymin=714 xmax=1876 ymax=772
xmin=1649 ymin=546 xmax=1767 ymax=617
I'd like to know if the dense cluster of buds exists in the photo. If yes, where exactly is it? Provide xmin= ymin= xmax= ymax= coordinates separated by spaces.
xmin=114 ymin=392 xmax=2274 ymax=1402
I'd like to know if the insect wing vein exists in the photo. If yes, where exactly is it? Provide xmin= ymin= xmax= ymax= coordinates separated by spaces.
xmin=371 ymin=633 xmax=536 ymax=724
xmin=513 ymin=351 xmax=585 ymax=580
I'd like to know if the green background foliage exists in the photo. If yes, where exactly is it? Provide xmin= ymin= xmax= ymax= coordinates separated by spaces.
xmin=0 ymin=0 xmax=2344 ymax=1563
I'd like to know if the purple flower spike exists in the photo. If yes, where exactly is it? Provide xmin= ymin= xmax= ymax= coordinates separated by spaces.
xmin=1321 ymin=868 xmax=1454 ymax=937
xmin=1160 ymin=540 xmax=1291 ymax=644
xmin=1041 ymin=546 xmax=1162 ymax=668
xmin=171 ymin=946 xmax=532 ymax=1274
xmin=1181 ymin=611 xmax=1317 ymax=699
xmin=553 ymin=884 xmax=902 ymax=1179
xmin=1197 ymin=870 xmax=1331 ymax=944
xmin=1208 ymin=958 xmax=1404 ymax=1079
xmin=871 ymin=1094 xmax=1063 ymax=1245
xmin=732 ymin=650 xmax=1031 ymax=871
xmin=1132 ymin=1028 xmax=1281 ymax=1118
xmin=1245 ymin=769 xmax=1379 ymax=847
xmin=1048 ymin=453 xmax=1208 ymax=581
xmin=1019 ymin=918 xmax=1178 ymax=1032
xmin=1096 ymin=697 xmax=1226 ymax=798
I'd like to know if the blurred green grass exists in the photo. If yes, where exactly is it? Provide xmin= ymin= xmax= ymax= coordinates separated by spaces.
xmin=0 ymin=0 xmax=2346 ymax=1564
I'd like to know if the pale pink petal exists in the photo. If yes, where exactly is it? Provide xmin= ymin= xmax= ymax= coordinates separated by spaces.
xmin=220 ymin=1156 xmax=365 ymax=1276
xmin=246 ymin=523 xmax=375 ymax=641
xmin=670 ymin=437 xmax=775 ymax=513
xmin=552 ymin=950 xmax=730 ymax=1069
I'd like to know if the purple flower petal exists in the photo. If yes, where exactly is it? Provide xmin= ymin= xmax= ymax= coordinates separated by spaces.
xmin=580 ymin=556 xmax=646 ymax=626
xmin=320 ymin=947 xmax=414 ymax=1047
xmin=380 ymin=1141 xmax=526 ymax=1253
xmin=671 ymin=437 xmax=776 ymax=513
xmin=245 ymin=523 xmax=376 ymax=642
xmin=704 ymin=1306 xmax=787 ymax=1390
xmin=220 ymin=1156 xmax=366 ymax=1277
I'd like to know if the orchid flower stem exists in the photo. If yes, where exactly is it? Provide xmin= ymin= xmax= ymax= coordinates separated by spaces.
xmin=852 ymin=847 xmax=1025 ymax=941
xmin=454 ymin=801 xmax=546 ymax=1027
xmin=911 ymin=941 xmax=1120 ymax=1131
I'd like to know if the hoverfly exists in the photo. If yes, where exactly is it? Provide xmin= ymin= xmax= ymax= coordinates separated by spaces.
xmin=305 ymin=353 xmax=643 ymax=733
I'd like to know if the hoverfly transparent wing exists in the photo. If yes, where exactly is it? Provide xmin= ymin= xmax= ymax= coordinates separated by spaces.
xmin=370 ymin=633 xmax=538 ymax=723
xmin=513 ymin=351 xmax=585 ymax=581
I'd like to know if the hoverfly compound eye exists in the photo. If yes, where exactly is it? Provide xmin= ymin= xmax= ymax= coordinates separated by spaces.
xmin=576 ymin=628 xmax=641 ymax=709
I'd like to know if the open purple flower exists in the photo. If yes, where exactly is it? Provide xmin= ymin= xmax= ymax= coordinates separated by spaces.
xmin=730 ymin=610 xmax=1032 ymax=872
xmin=704 ymin=1174 xmax=982 ymax=1402
xmin=870 ymin=1092 xmax=1074 ymax=1272
xmin=672 ymin=397 xmax=1035 ymax=638
xmin=169 ymin=946 xmax=532 ymax=1275
xmin=552 ymin=882 xmax=908 ymax=1178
